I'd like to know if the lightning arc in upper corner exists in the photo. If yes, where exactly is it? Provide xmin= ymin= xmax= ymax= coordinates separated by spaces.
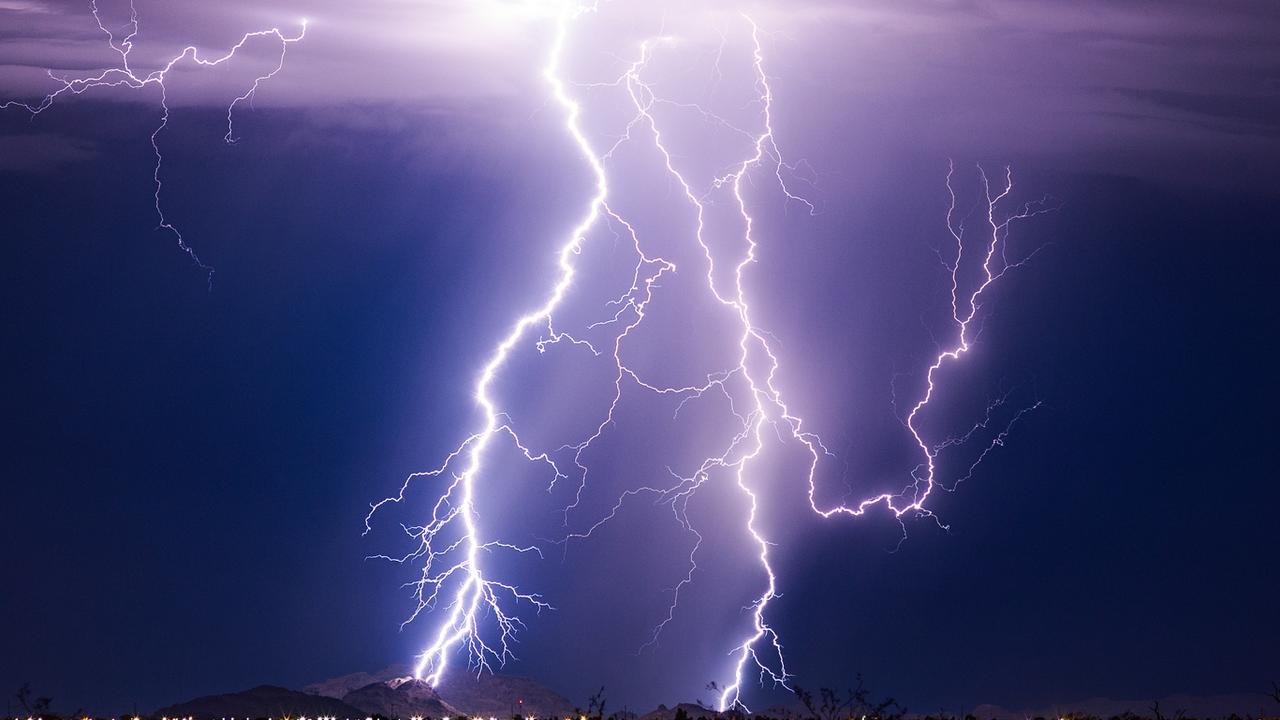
xmin=1 ymin=0 xmax=306 ymax=287
xmin=364 ymin=0 xmax=1056 ymax=712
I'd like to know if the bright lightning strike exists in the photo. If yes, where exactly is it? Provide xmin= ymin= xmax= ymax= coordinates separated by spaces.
xmin=359 ymin=1 xmax=1056 ymax=711
xmin=1 ymin=0 xmax=306 ymax=286
xmin=1 ymin=0 xmax=1058 ymax=709
xmin=365 ymin=1 xmax=606 ymax=687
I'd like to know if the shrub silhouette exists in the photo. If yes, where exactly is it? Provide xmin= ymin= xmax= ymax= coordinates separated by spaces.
xmin=794 ymin=674 xmax=904 ymax=720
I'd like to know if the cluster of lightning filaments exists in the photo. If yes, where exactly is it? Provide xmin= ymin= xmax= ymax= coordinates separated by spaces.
xmin=804 ymin=162 xmax=1058 ymax=529
xmin=364 ymin=4 xmax=1053 ymax=712
xmin=0 ymin=0 xmax=1050 ymax=712
xmin=1 ymin=0 xmax=306 ymax=285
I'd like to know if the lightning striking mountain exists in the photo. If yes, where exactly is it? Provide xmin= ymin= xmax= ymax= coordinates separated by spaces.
xmin=5 ymin=0 xmax=1051 ymax=711
xmin=1 ymin=0 xmax=305 ymax=285
xmin=364 ymin=1 xmax=1052 ymax=712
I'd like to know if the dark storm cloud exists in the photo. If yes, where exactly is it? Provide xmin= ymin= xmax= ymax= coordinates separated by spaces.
xmin=754 ymin=0 xmax=1280 ymax=185
xmin=6 ymin=0 xmax=1278 ymax=112
xmin=0 ymin=0 xmax=548 ymax=105
xmin=1110 ymin=88 xmax=1280 ymax=137
xmin=4 ymin=0 xmax=1277 ymax=186
xmin=0 ymin=1 xmax=54 ymax=13
xmin=20 ymin=0 xmax=1262 ymax=185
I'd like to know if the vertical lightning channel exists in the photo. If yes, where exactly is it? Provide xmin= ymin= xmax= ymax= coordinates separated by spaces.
xmin=364 ymin=0 xmax=612 ymax=685
xmin=583 ymin=18 xmax=823 ymax=711
xmin=1 ymin=0 xmax=306 ymax=286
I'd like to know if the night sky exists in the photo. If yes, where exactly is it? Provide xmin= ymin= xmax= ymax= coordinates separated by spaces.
xmin=2 ymin=0 xmax=1279 ymax=716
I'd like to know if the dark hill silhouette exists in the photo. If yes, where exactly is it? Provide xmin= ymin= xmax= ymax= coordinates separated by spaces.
xmin=306 ymin=665 xmax=413 ymax=700
xmin=154 ymin=684 xmax=366 ymax=720
xmin=343 ymin=678 xmax=460 ymax=719
xmin=434 ymin=673 xmax=576 ymax=718
xmin=970 ymin=693 xmax=1276 ymax=720
xmin=306 ymin=667 xmax=575 ymax=719
xmin=637 ymin=703 xmax=720 ymax=720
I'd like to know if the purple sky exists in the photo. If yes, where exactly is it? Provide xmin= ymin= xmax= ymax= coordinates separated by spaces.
xmin=2 ymin=0 xmax=1278 ymax=715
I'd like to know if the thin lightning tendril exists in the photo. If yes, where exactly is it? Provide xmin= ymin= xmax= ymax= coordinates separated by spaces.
xmin=805 ymin=162 xmax=1057 ymax=530
xmin=1 ymin=0 xmax=306 ymax=286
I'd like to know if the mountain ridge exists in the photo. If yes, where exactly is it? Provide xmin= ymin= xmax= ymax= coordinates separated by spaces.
xmin=149 ymin=668 xmax=1277 ymax=720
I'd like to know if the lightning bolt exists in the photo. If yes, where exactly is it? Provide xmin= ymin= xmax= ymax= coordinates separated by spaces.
xmin=547 ymin=16 xmax=823 ymax=710
xmin=362 ymin=1 xmax=1056 ymax=710
xmin=2 ymin=0 xmax=1055 ymax=711
xmin=364 ymin=1 xmax=606 ymax=686
xmin=805 ymin=162 xmax=1057 ymax=527
xmin=1 ymin=0 xmax=306 ymax=286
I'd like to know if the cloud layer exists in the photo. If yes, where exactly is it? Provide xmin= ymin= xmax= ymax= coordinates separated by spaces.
xmin=3 ymin=0 xmax=1278 ymax=185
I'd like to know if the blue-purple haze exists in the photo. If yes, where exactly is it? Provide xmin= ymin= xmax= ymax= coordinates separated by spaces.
xmin=1 ymin=0 xmax=1278 ymax=716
